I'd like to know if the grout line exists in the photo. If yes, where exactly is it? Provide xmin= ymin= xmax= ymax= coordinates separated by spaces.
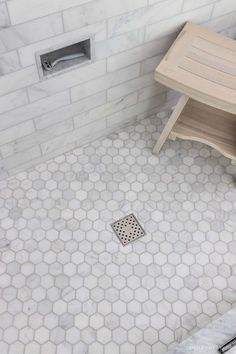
xmin=3 ymin=1 xmax=11 ymax=26
xmin=5 ymin=96 xmax=170 ymax=177
xmin=7 ymin=0 xmax=148 ymax=28
xmin=60 ymin=10 xmax=65 ymax=33
xmin=211 ymin=3 xmax=217 ymax=21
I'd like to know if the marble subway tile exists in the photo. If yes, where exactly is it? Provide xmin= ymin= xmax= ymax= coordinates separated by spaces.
xmin=0 ymin=50 xmax=20 ymax=75
xmin=136 ymin=104 xmax=162 ymax=121
xmin=95 ymin=28 xmax=145 ymax=60
xmin=65 ymin=20 xmax=107 ymax=42
xmin=0 ymin=0 xmax=235 ymax=178
xmin=212 ymin=0 xmax=236 ymax=17
xmin=8 ymin=141 xmax=77 ymax=177
xmin=0 ymin=160 xmax=9 ymax=180
xmin=0 ymin=3 xmax=10 ymax=29
xmin=107 ymin=0 xmax=182 ymax=38
xmin=106 ymin=92 xmax=166 ymax=128
xmin=1 ymin=145 xmax=41 ymax=170
xmin=141 ymin=54 xmax=163 ymax=75
xmin=71 ymin=64 xmax=140 ymax=102
xmin=0 ymin=119 xmax=73 ymax=158
xmin=18 ymin=21 xmax=106 ymax=67
xmin=0 ymin=89 xmax=28 ymax=115
xmin=34 ymin=91 xmax=106 ymax=130
xmin=204 ymin=12 xmax=236 ymax=33
xmin=183 ymin=0 xmax=218 ymax=11
xmin=222 ymin=25 xmax=236 ymax=38
xmin=148 ymin=0 xmax=168 ymax=3
xmin=41 ymin=118 xmax=106 ymax=155
xmin=165 ymin=90 xmax=181 ymax=107
xmin=73 ymin=91 xmax=138 ymax=128
xmin=145 ymin=5 xmax=213 ymax=42
xmin=0 ymin=66 xmax=38 ymax=96
xmin=138 ymin=83 xmax=166 ymax=101
xmin=63 ymin=0 xmax=148 ymax=32
xmin=0 ymin=14 xmax=63 ymax=53
xmin=7 ymin=0 xmax=92 ymax=25
xmin=107 ymin=33 xmax=176 ymax=72
xmin=28 ymin=60 xmax=106 ymax=102
xmin=107 ymin=73 xmax=155 ymax=101
xmin=0 ymin=120 xmax=35 ymax=147
xmin=0 ymin=91 xmax=70 ymax=130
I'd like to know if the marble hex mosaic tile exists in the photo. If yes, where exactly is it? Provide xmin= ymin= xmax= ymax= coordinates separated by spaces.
xmin=0 ymin=112 xmax=236 ymax=354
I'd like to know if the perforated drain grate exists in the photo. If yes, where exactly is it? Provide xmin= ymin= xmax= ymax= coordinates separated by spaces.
xmin=111 ymin=213 xmax=146 ymax=246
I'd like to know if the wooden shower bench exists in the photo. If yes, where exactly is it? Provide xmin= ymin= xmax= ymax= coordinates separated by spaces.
xmin=153 ymin=22 xmax=236 ymax=165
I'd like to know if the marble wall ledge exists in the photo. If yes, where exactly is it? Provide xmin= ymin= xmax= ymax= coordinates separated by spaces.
xmin=166 ymin=308 xmax=236 ymax=354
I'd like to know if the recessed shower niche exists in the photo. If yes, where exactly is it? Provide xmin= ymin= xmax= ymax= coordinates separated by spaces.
xmin=36 ymin=35 xmax=94 ymax=79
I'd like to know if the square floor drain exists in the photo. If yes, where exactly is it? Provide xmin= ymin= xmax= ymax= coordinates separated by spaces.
xmin=111 ymin=213 xmax=145 ymax=246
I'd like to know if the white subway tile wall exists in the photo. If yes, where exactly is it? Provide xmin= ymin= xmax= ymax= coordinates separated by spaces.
xmin=0 ymin=0 xmax=235 ymax=178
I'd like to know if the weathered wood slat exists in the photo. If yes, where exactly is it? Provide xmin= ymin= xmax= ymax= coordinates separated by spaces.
xmin=153 ymin=22 xmax=236 ymax=164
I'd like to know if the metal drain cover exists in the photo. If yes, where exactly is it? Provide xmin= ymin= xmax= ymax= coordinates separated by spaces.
xmin=111 ymin=213 xmax=145 ymax=246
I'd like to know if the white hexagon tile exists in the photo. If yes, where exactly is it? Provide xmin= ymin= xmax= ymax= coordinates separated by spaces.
xmin=0 ymin=113 xmax=236 ymax=354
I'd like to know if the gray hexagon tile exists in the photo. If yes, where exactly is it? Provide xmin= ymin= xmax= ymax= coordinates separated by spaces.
xmin=0 ymin=112 xmax=236 ymax=354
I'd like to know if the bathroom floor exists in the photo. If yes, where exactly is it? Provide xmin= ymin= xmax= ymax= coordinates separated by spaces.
xmin=0 ymin=112 xmax=236 ymax=354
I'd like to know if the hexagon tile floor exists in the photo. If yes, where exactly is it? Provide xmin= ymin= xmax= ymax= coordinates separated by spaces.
xmin=0 ymin=112 xmax=236 ymax=354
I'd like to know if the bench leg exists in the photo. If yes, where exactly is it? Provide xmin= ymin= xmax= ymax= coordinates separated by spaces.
xmin=153 ymin=95 xmax=189 ymax=155
xmin=169 ymin=133 xmax=177 ymax=141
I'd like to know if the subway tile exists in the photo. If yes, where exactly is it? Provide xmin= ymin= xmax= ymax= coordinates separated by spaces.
xmin=8 ymin=142 xmax=77 ymax=177
xmin=63 ymin=19 xmax=107 ymax=42
xmin=63 ymin=0 xmax=148 ymax=32
xmin=0 ymin=51 xmax=20 ymax=75
xmin=141 ymin=54 xmax=163 ymax=75
xmin=0 ymin=41 xmax=4 ymax=54
xmin=0 ymin=14 xmax=63 ymax=53
xmin=148 ymin=0 xmax=168 ymax=3
xmin=108 ymin=0 xmax=182 ymax=37
xmin=212 ymin=0 xmax=236 ymax=17
xmin=145 ymin=4 xmax=213 ymax=42
xmin=1 ymin=145 xmax=41 ymax=170
xmin=107 ymin=33 xmax=176 ymax=72
xmin=138 ymin=82 xmax=166 ymax=101
xmin=73 ymin=91 xmax=138 ymax=128
xmin=0 ymin=158 xmax=8 ymax=181
xmin=0 ymin=89 xmax=28 ymax=115
xmin=106 ymin=92 xmax=166 ymax=128
xmin=221 ymin=26 xmax=236 ymax=39
xmin=28 ymin=60 xmax=106 ymax=102
xmin=0 ymin=91 xmax=70 ymax=130
xmin=136 ymin=105 xmax=163 ymax=122
xmin=75 ymin=125 xmax=114 ymax=149
xmin=95 ymin=28 xmax=145 ymax=60
xmin=71 ymin=64 xmax=140 ymax=102
xmin=18 ymin=21 xmax=106 ymax=67
xmin=0 ymin=120 xmax=35 ymax=147
xmin=34 ymin=91 xmax=106 ymax=130
xmin=166 ymin=89 xmax=181 ymax=107
xmin=7 ymin=0 xmax=92 ymax=25
xmin=0 ymin=166 xmax=8 ymax=181
xmin=0 ymin=66 xmax=38 ymax=96
xmin=0 ymin=119 xmax=73 ymax=158
xmin=1 ymin=0 xmax=235 ymax=176
xmin=107 ymin=73 xmax=154 ymax=101
xmin=183 ymin=0 xmax=217 ymax=12
xmin=41 ymin=119 xmax=107 ymax=155
xmin=0 ymin=3 xmax=10 ymax=28
xmin=204 ymin=12 xmax=236 ymax=33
